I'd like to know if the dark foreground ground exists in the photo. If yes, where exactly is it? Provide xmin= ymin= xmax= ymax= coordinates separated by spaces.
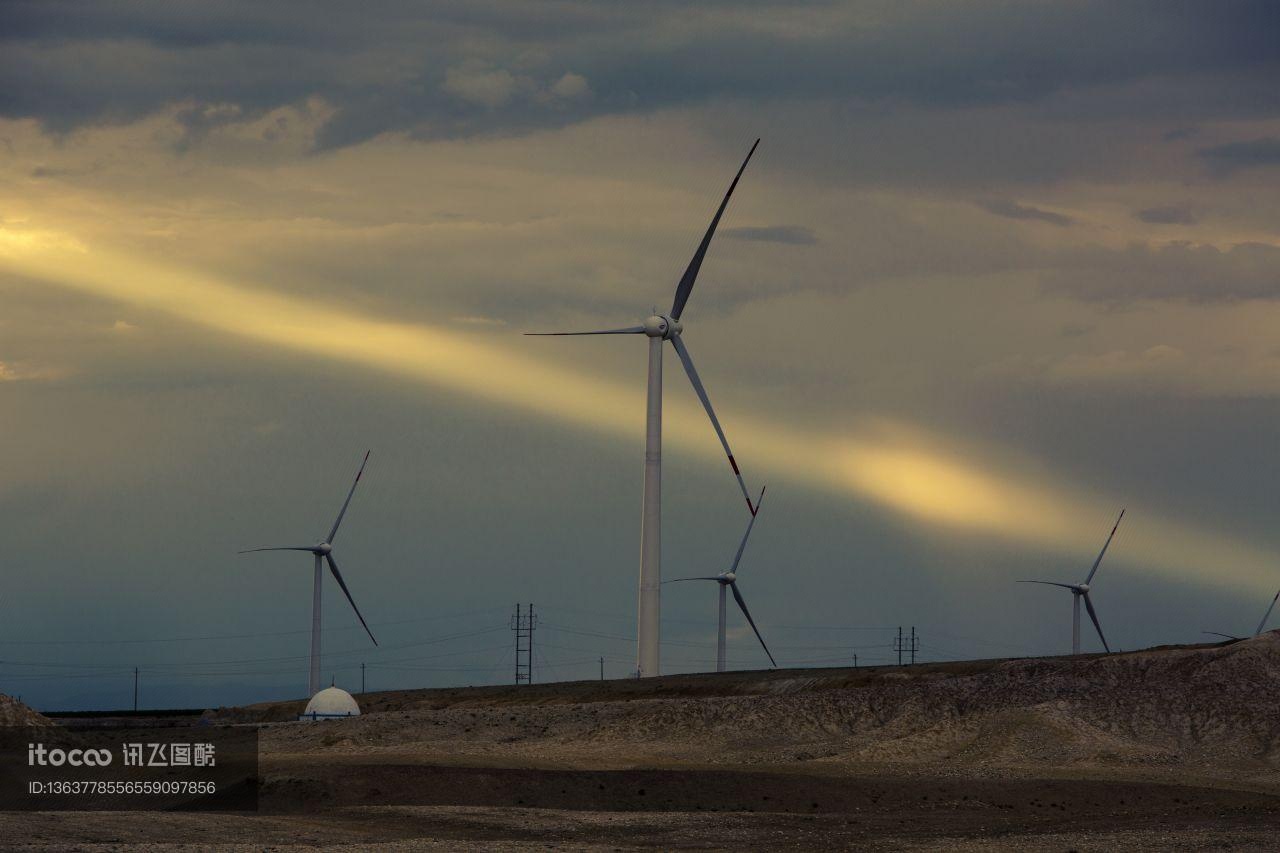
xmin=3 ymin=635 xmax=1279 ymax=850
xmin=3 ymin=769 xmax=1279 ymax=851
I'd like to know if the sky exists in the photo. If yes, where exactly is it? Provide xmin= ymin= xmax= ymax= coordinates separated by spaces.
xmin=3 ymin=1 xmax=1280 ymax=710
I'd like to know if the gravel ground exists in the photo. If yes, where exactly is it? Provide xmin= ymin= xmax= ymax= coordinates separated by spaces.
xmin=3 ymin=634 xmax=1278 ymax=849
xmin=247 ymin=632 xmax=1280 ymax=782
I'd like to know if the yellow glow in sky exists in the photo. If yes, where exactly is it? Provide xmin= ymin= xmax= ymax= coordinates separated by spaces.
xmin=2 ymin=225 xmax=1276 ymax=594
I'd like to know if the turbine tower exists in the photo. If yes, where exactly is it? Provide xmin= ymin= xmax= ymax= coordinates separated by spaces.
xmin=1019 ymin=509 xmax=1125 ymax=655
xmin=669 ymin=486 xmax=775 ymax=672
xmin=527 ymin=140 xmax=762 ymax=677
xmin=239 ymin=451 xmax=378 ymax=696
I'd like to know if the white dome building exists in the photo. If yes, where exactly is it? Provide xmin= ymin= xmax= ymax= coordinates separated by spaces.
xmin=298 ymin=686 xmax=360 ymax=721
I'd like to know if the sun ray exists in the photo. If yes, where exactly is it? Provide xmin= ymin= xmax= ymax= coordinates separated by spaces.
xmin=2 ymin=225 xmax=1275 ymax=594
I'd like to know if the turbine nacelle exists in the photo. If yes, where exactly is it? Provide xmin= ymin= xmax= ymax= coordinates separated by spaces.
xmin=718 ymin=571 xmax=736 ymax=584
xmin=315 ymin=542 xmax=333 ymax=555
xmin=643 ymin=314 xmax=681 ymax=339
xmin=1073 ymin=583 xmax=1089 ymax=594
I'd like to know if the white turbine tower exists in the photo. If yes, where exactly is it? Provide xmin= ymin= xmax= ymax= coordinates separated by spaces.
xmin=527 ymin=140 xmax=762 ymax=678
xmin=669 ymin=486 xmax=776 ymax=672
xmin=239 ymin=451 xmax=378 ymax=697
xmin=1019 ymin=509 xmax=1125 ymax=655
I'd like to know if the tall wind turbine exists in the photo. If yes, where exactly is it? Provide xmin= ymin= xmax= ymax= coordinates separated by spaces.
xmin=527 ymin=140 xmax=762 ymax=677
xmin=668 ymin=486 xmax=775 ymax=672
xmin=1019 ymin=509 xmax=1124 ymax=655
xmin=239 ymin=451 xmax=378 ymax=697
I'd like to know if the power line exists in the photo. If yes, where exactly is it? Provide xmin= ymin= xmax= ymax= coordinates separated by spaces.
xmin=0 ymin=625 xmax=508 ymax=671
xmin=3 ymin=643 xmax=519 ymax=681
xmin=4 ymin=608 xmax=1031 ymax=696
xmin=0 ymin=625 xmax=889 ymax=687
xmin=0 ymin=606 xmax=513 ymax=646
xmin=536 ymin=604 xmax=897 ymax=632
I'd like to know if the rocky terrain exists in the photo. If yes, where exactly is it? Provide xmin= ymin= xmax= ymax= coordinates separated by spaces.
xmin=5 ymin=634 xmax=1280 ymax=849
xmin=234 ymin=631 xmax=1280 ymax=780
xmin=0 ymin=694 xmax=50 ymax=727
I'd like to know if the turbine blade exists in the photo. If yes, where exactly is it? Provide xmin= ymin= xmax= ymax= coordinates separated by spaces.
xmin=664 ymin=577 xmax=723 ymax=583
xmin=325 ymin=553 xmax=377 ymax=646
xmin=1202 ymin=631 xmax=1242 ymax=641
xmin=1082 ymin=592 xmax=1110 ymax=653
xmin=670 ymin=334 xmax=755 ymax=514
xmin=1255 ymin=588 xmax=1280 ymax=636
xmin=524 ymin=326 xmax=646 ymax=336
xmin=1016 ymin=580 xmax=1076 ymax=590
xmin=238 ymin=547 xmax=317 ymax=554
xmin=1084 ymin=509 xmax=1125 ymax=584
xmin=730 ymin=581 xmax=776 ymax=668
xmin=328 ymin=451 xmax=370 ymax=544
xmin=669 ymin=139 xmax=760 ymax=321
xmin=729 ymin=486 xmax=767 ymax=574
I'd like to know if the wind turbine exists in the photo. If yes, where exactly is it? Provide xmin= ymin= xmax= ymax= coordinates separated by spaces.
xmin=527 ymin=140 xmax=762 ymax=677
xmin=1203 ymin=587 xmax=1280 ymax=641
xmin=239 ymin=451 xmax=378 ymax=697
xmin=668 ymin=486 xmax=775 ymax=672
xmin=1019 ymin=509 xmax=1124 ymax=655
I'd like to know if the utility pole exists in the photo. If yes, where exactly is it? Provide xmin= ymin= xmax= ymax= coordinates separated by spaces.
xmin=510 ymin=604 xmax=536 ymax=684
xmin=133 ymin=667 xmax=139 ymax=712
xmin=361 ymin=663 xmax=366 ymax=694
xmin=599 ymin=656 xmax=605 ymax=681
xmin=852 ymin=653 xmax=858 ymax=668
xmin=893 ymin=627 xmax=920 ymax=666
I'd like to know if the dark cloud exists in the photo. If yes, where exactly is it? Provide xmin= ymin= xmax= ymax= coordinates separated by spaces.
xmin=0 ymin=1 xmax=306 ymax=47
xmin=1197 ymin=137 xmax=1280 ymax=175
xmin=977 ymin=199 xmax=1075 ymax=227
xmin=1162 ymin=126 xmax=1199 ymax=142
xmin=2 ymin=1 xmax=1279 ymax=149
xmin=723 ymin=225 xmax=816 ymax=245
xmin=1134 ymin=204 xmax=1197 ymax=225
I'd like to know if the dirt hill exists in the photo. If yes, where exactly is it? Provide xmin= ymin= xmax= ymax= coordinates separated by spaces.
xmin=0 ymin=693 xmax=51 ymax=726
xmin=219 ymin=633 xmax=1280 ymax=783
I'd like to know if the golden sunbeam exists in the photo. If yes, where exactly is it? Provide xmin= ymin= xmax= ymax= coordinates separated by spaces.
xmin=2 ymin=225 xmax=1275 ymax=594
